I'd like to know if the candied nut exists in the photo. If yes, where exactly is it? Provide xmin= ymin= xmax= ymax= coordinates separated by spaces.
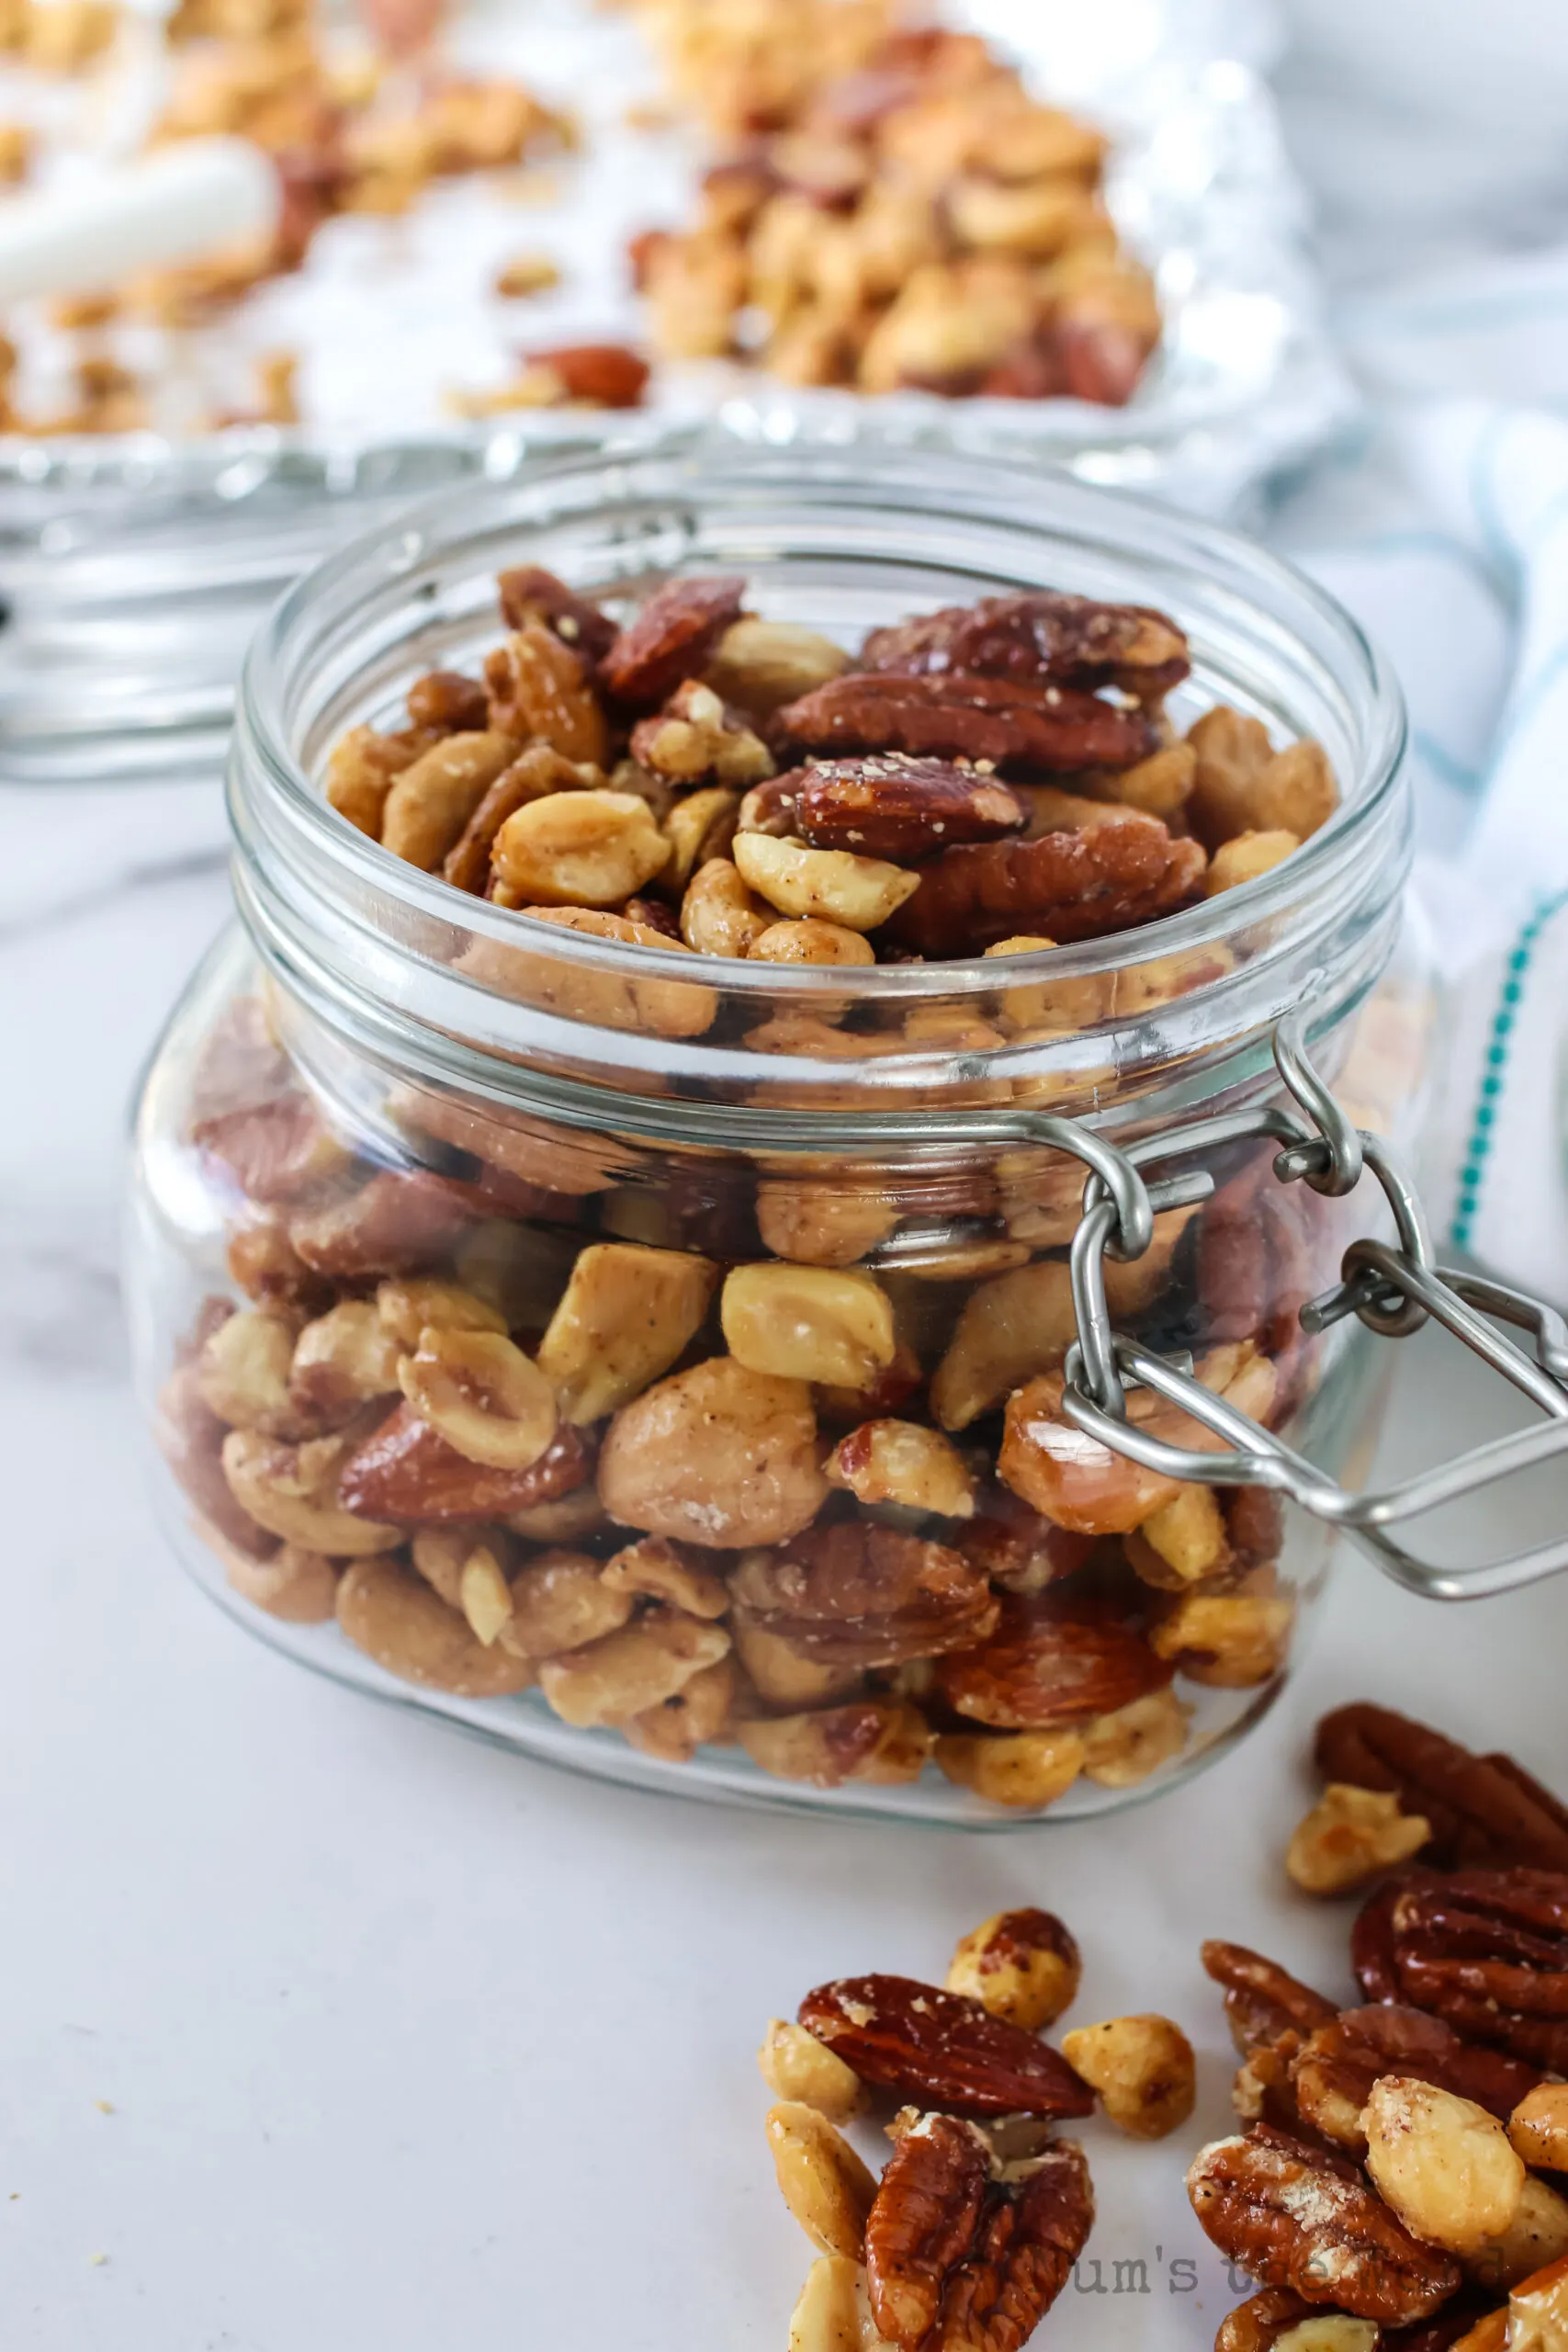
xmin=412 ymin=1526 xmax=500 ymax=1610
xmin=289 ymin=1171 xmax=479 ymax=1282
xmin=779 ymin=669 xmax=1156 ymax=777
xmin=501 ymin=1548 xmax=633 ymax=1657
xmin=680 ymin=854 xmax=772 ymax=956
xmin=860 ymin=589 xmax=1188 ymax=703
xmin=1363 ymin=2078 xmax=1526 ymax=2257
xmin=1509 ymin=2250 xmax=1568 ymax=2349
xmin=157 ymin=1360 xmax=274 ymax=1556
xmin=722 ymin=1262 xmax=895 ymax=1388
xmin=1214 ymin=2290 xmax=1377 ymax=2352
xmin=496 ymin=566 xmax=617 ymax=666
xmin=662 ymin=786 xmax=740 ymax=890
xmin=227 ymin=1217 xmax=328 ymax=1311
xmin=743 ymin=755 xmax=1025 ymax=862
xmin=730 ymin=1617 xmax=864 ymax=1710
xmin=503 ymin=1487 xmax=609 ymax=1544
xmin=629 ymin=679 xmax=773 ymax=786
xmin=732 ymin=831 xmax=919 ymax=932
xmin=536 ymin=1606 xmax=731 ymax=1728
xmin=826 ymin=1420 xmax=976 ymax=1520
xmin=458 ymin=1543 xmax=513 ymax=1645
xmin=1080 ymin=741 xmax=1196 ymax=818
xmin=483 ymin=624 xmax=608 ymax=765
xmin=474 ymin=905 xmax=718 ymax=1040
xmin=731 ymin=1521 xmax=997 ymax=1669
xmin=1252 ymin=743 xmax=1338 ymax=842
xmin=289 ymin=1300 xmax=403 ymax=1424
xmin=760 ymin=2021 xmax=867 ymax=2123
xmin=1000 ymin=1343 xmax=1278 ymax=1533
xmin=867 ymin=2122 xmax=1092 ymax=2352
xmin=197 ymin=1093 xmax=351 ymax=1212
xmin=755 ymin=1178 xmax=897 ymax=1270
xmin=1151 ymin=1586 xmax=1295 ymax=1688
xmin=1187 ymin=706 xmax=1273 ymax=842
xmin=799 ymin=1974 xmax=1093 ymax=2120
xmin=1450 ymin=2314 xmax=1512 ymax=2352
xmin=767 ymin=2100 xmax=878 ymax=2258
xmin=381 ymin=730 xmax=521 ymax=869
xmin=1201 ymin=1943 xmax=1339 ymax=2055
xmin=1134 ymin=1485 xmax=1230 ymax=1586
xmin=1511 ymin=2086 xmax=1568 ymax=2173
xmin=598 ymin=1357 xmax=828 ymax=1548
xmin=930 ymin=1257 xmax=1077 ymax=1430
xmin=1285 ymin=2004 xmax=1540 ymax=2161
xmin=1209 ymin=830 xmax=1302 ymax=895
xmin=493 ymin=250 xmax=559 ymax=297
xmin=1467 ymin=2176 xmax=1568 ymax=2294
xmin=197 ymin=1307 xmax=303 ymax=1437
xmin=751 ymin=920 xmax=877 ymax=967
xmin=600 ymin=576 xmax=747 ymax=708
xmin=786 ymin=2254 xmax=886 ymax=2352
xmin=443 ymin=744 xmax=605 ymax=895
xmin=1315 ymin=1706 xmax=1568 ymax=1872
xmin=375 ymin=1279 xmax=507 ymax=1351
xmin=1059 ymin=2016 xmax=1195 ymax=2140
xmin=937 ymin=1592 xmax=1172 ymax=1730
xmin=222 ymin=1539 xmax=339 ymax=1625
xmin=536 ymin=1242 xmax=716 ymax=1424
xmin=491 ymin=788 xmax=670 ymax=907
xmin=890 ymin=814 xmax=1204 ymax=956
xmin=945 ymin=1908 xmax=1080 ymax=2030
xmin=1081 ymin=1687 xmax=1192 ymax=1788
xmin=933 ymin=1729 xmax=1088 ymax=1811
xmin=625 ymin=1654 xmax=738 ymax=1761
xmin=600 ymin=1535 xmax=728 ymax=1620
xmin=516 ymin=342 xmax=649 ymax=409
xmin=1287 ymin=1784 xmax=1433 ymax=1897
xmin=221 ymin=1430 xmax=400 ymax=1555
xmin=398 ymin=1328 xmax=557 ymax=1471
xmin=739 ymin=1700 xmax=931 ymax=1789
xmin=705 ymin=618 xmax=848 ymax=714
xmin=336 ymin=1555 xmax=536 ymax=1697
xmin=949 ymin=173 xmax=1098 ymax=254
xmin=325 ymin=722 xmax=434 ymax=839
xmin=406 ymin=671 xmax=491 ymax=733
xmin=339 ymin=1401 xmax=588 ymax=1522
xmin=1186 ymin=2125 xmax=1462 ymax=2324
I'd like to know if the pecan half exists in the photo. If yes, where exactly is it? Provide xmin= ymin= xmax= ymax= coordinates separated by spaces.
xmin=1291 ymin=2006 xmax=1544 ymax=2154
xmin=729 ymin=1521 xmax=998 ymax=1668
xmin=497 ymin=564 xmax=618 ymax=665
xmin=777 ymin=670 xmax=1158 ymax=775
xmin=1200 ymin=1940 xmax=1338 ymax=2053
xmin=740 ymin=754 xmax=1025 ymax=860
xmin=1315 ymin=1705 xmax=1568 ymax=1872
xmin=859 ymin=590 xmax=1190 ymax=704
xmin=599 ymin=574 xmax=748 ymax=707
xmin=866 ymin=2121 xmax=1093 ymax=2352
xmin=936 ymin=1592 xmax=1173 ymax=1729
xmin=1214 ymin=2288 xmax=1319 ymax=2352
xmin=1186 ymin=2124 xmax=1462 ymax=2325
xmin=797 ymin=1975 xmax=1094 ymax=2119
xmin=339 ymin=1402 xmax=589 ymax=1522
xmin=885 ymin=815 xmax=1206 ymax=954
xmin=1356 ymin=1870 xmax=1568 ymax=2069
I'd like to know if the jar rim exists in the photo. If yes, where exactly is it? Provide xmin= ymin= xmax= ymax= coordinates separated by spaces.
xmin=231 ymin=424 xmax=1410 ymax=1110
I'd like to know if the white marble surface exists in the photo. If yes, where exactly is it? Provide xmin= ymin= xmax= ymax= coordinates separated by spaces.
xmin=0 ymin=809 xmax=1564 ymax=2350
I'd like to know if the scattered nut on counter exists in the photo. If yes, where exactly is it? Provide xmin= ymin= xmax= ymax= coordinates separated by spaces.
xmin=155 ymin=558 xmax=1354 ymax=1804
xmin=1189 ymin=1703 xmax=1568 ymax=2350
xmin=760 ymin=1902 xmax=1193 ymax=2348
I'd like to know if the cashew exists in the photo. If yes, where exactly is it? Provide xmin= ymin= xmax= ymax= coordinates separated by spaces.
xmin=766 ymin=2101 xmax=877 ymax=2257
xmin=825 ymin=1420 xmax=975 ymax=1519
xmin=491 ymin=789 xmax=671 ymax=908
xmin=680 ymin=855 xmax=772 ymax=956
xmin=468 ymin=905 xmax=718 ymax=1041
xmin=536 ymin=1243 xmax=717 ymax=1424
xmin=380 ymin=730 xmax=519 ymax=870
xmin=398 ymin=1329 xmax=557 ymax=1470
xmin=536 ymin=1607 xmax=731 ymax=1727
xmin=221 ymin=1429 xmax=400 ymax=1555
xmin=930 ymin=1257 xmax=1077 ymax=1431
xmin=722 ymin=1263 xmax=895 ymax=1388
xmin=222 ymin=1540 xmax=340 ymax=1623
xmin=732 ymin=832 xmax=919 ymax=932
xmin=1468 ymin=2176 xmax=1568 ymax=2294
xmin=197 ymin=1307 xmax=304 ymax=1436
xmin=663 ymin=786 xmax=740 ymax=889
xmin=934 ymin=1729 xmax=1087 ymax=1809
xmin=750 ymin=920 xmax=876 ymax=967
xmin=759 ymin=2021 xmax=866 ymax=2122
xmin=598 ymin=1357 xmax=829 ymax=1548
xmin=705 ymin=618 xmax=848 ymax=714
xmin=336 ymin=1555 xmax=536 ymax=1695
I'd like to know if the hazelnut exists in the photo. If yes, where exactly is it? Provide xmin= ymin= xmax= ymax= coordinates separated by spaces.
xmin=1059 ymin=2015 xmax=1196 ymax=2140
xmin=945 ymin=1907 xmax=1081 ymax=2030
xmin=1285 ymin=1783 xmax=1431 ymax=1897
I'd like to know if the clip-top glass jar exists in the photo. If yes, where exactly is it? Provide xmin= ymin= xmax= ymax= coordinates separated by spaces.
xmin=126 ymin=432 xmax=1429 ymax=1825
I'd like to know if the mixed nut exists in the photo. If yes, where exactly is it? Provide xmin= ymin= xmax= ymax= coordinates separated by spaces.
xmin=758 ymin=1905 xmax=1193 ymax=2348
xmin=151 ymin=558 xmax=1357 ymax=1806
xmin=1190 ymin=1704 xmax=1568 ymax=2351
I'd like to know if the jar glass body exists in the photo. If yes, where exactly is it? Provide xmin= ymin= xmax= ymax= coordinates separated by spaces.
xmin=127 ymin=435 xmax=1429 ymax=1825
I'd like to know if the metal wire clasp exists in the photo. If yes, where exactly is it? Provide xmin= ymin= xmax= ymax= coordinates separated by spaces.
xmin=1055 ymin=1012 xmax=1568 ymax=1601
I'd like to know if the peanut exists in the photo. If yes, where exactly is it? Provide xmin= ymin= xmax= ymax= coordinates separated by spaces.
xmin=663 ymin=786 xmax=740 ymax=889
xmin=721 ymin=1263 xmax=895 ymax=1389
xmin=732 ymin=832 xmax=919 ymax=932
xmin=221 ymin=1429 xmax=400 ymax=1555
xmin=681 ymin=855 xmax=772 ymax=956
xmin=825 ymin=1420 xmax=975 ymax=1519
xmin=381 ymin=730 xmax=519 ymax=869
xmin=398 ymin=1329 xmax=557 ymax=1470
xmin=375 ymin=1278 xmax=506 ymax=1349
xmin=289 ymin=1300 xmax=403 ymax=1424
xmin=336 ymin=1555 xmax=536 ymax=1696
xmin=1081 ymin=1689 xmax=1191 ymax=1788
xmin=1468 ymin=2176 xmax=1568 ymax=2294
xmin=197 ymin=1308 xmax=303 ymax=1436
xmin=536 ymin=1607 xmax=731 ymax=1727
xmin=491 ymin=788 xmax=670 ymax=907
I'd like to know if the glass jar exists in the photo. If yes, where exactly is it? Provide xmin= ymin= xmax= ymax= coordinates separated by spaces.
xmin=126 ymin=431 xmax=1428 ymax=1826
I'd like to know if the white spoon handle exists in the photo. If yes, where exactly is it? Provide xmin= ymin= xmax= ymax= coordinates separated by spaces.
xmin=0 ymin=136 xmax=279 ymax=303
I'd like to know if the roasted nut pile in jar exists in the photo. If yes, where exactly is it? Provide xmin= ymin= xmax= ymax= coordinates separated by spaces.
xmin=758 ymin=1903 xmax=1193 ymax=2348
xmin=628 ymin=13 xmax=1162 ymax=405
xmin=1190 ymin=1703 xmax=1568 ymax=2352
xmin=154 ymin=559 xmax=1351 ymax=1808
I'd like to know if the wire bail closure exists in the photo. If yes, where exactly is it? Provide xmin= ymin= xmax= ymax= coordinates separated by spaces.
xmin=1051 ymin=1012 xmax=1568 ymax=1602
